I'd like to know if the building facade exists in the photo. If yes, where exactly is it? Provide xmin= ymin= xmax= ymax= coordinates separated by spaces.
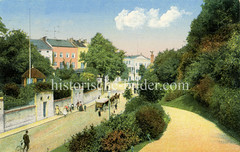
xmin=43 ymin=37 xmax=78 ymax=69
xmin=31 ymin=39 xmax=53 ymax=64
xmin=69 ymin=38 xmax=88 ymax=69
xmin=124 ymin=55 xmax=151 ymax=81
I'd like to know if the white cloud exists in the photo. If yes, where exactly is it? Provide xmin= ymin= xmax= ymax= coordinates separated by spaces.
xmin=115 ymin=7 xmax=146 ymax=30
xmin=148 ymin=6 xmax=191 ymax=28
xmin=115 ymin=6 xmax=191 ymax=30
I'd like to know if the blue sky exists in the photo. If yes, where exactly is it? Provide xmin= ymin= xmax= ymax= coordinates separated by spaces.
xmin=0 ymin=0 xmax=203 ymax=57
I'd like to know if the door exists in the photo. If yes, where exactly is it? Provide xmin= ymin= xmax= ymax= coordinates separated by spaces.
xmin=43 ymin=102 xmax=47 ymax=117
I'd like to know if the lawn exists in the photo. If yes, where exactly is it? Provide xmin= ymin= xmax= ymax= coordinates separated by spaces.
xmin=159 ymin=93 xmax=240 ymax=143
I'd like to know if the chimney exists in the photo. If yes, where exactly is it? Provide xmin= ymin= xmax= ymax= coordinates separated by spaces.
xmin=150 ymin=51 xmax=154 ymax=63
xmin=42 ymin=36 xmax=47 ymax=42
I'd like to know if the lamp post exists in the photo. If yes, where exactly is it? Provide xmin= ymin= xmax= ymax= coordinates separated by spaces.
xmin=108 ymin=90 xmax=111 ymax=119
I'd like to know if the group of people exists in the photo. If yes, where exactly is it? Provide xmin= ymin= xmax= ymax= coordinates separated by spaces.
xmin=55 ymin=101 xmax=87 ymax=116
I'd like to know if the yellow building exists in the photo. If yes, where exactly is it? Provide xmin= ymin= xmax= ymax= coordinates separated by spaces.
xmin=22 ymin=68 xmax=46 ymax=86
xmin=69 ymin=38 xmax=88 ymax=69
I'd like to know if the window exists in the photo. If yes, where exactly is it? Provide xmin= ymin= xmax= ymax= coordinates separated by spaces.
xmin=66 ymin=53 xmax=70 ymax=58
xmin=60 ymin=62 xmax=64 ymax=69
xmin=53 ymin=62 xmax=57 ymax=66
xmin=54 ymin=52 xmax=57 ymax=57
xmin=81 ymin=63 xmax=85 ymax=69
xmin=66 ymin=62 xmax=70 ymax=68
xmin=60 ymin=52 xmax=63 ymax=58
xmin=72 ymin=53 xmax=75 ymax=58
xmin=72 ymin=62 xmax=75 ymax=69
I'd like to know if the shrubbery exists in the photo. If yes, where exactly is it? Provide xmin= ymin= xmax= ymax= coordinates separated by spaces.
xmin=101 ymin=130 xmax=140 ymax=152
xmin=135 ymin=105 xmax=165 ymax=139
xmin=2 ymin=83 xmax=20 ymax=98
xmin=164 ymin=89 xmax=186 ymax=102
xmin=123 ymin=86 xmax=133 ymax=100
xmin=4 ymin=84 xmax=35 ymax=110
xmin=68 ymin=125 xmax=96 ymax=152
xmin=209 ymin=85 xmax=240 ymax=134
xmin=124 ymin=96 xmax=149 ymax=113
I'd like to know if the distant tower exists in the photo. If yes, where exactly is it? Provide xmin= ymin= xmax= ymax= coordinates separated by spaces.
xmin=150 ymin=51 xmax=154 ymax=63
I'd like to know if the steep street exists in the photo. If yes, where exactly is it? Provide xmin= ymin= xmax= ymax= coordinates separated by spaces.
xmin=141 ymin=106 xmax=240 ymax=152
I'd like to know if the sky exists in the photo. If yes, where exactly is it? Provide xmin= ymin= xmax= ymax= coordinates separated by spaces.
xmin=0 ymin=0 xmax=203 ymax=57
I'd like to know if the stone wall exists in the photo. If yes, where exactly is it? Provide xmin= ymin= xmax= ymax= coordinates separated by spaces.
xmin=4 ymin=105 xmax=36 ymax=131
xmin=83 ymin=89 xmax=101 ymax=104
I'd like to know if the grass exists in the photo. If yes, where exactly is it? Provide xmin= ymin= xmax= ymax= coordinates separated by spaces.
xmin=160 ymin=93 xmax=240 ymax=144
xmin=51 ymin=142 xmax=69 ymax=152
xmin=126 ymin=140 xmax=151 ymax=152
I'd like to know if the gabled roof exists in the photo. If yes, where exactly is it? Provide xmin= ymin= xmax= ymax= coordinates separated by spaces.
xmin=22 ymin=68 xmax=46 ymax=79
xmin=72 ymin=40 xmax=87 ymax=47
xmin=125 ymin=55 xmax=150 ymax=60
xmin=47 ymin=39 xmax=75 ymax=48
xmin=31 ymin=39 xmax=52 ymax=50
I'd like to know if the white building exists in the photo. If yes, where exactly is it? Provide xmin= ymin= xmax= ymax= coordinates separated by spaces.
xmin=31 ymin=39 xmax=53 ymax=64
xmin=124 ymin=55 xmax=151 ymax=81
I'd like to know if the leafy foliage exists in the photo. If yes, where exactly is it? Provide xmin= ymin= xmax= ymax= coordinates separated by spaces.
xmin=2 ymin=83 xmax=20 ymax=98
xmin=136 ymin=105 xmax=165 ymax=139
xmin=34 ymin=82 xmax=52 ymax=92
xmin=138 ymin=64 xmax=146 ymax=78
xmin=0 ymin=30 xmax=53 ymax=85
xmin=68 ymin=125 xmax=97 ymax=152
xmin=139 ymin=68 xmax=165 ymax=102
xmin=124 ymin=96 xmax=150 ymax=114
xmin=123 ymin=86 xmax=132 ymax=100
xmin=154 ymin=49 xmax=181 ymax=83
xmin=101 ymin=130 xmax=140 ymax=152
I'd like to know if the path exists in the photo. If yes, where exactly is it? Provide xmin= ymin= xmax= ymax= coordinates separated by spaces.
xmin=141 ymin=106 xmax=240 ymax=152
xmin=0 ymin=91 xmax=126 ymax=152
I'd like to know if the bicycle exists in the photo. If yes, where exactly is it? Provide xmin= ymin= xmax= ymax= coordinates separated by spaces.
xmin=15 ymin=140 xmax=24 ymax=152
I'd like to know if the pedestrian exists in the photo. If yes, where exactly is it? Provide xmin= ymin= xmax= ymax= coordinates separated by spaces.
xmin=65 ymin=105 xmax=68 ymax=113
xmin=115 ymin=104 xmax=117 ymax=110
xmin=63 ymin=107 xmax=67 ymax=117
xmin=55 ymin=105 xmax=59 ymax=115
xmin=76 ymin=102 xmax=79 ymax=110
xmin=84 ymin=104 xmax=87 ymax=111
xmin=98 ymin=110 xmax=101 ymax=117
xmin=71 ymin=103 xmax=74 ymax=111
xmin=23 ymin=130 xmax=30 ymax=152
xmin=69 ymin=103 xmax=72 ymax=112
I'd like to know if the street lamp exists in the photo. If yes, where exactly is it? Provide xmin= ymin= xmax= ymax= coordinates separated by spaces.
xmin=108 ymin=90 xmax=111 ymax=119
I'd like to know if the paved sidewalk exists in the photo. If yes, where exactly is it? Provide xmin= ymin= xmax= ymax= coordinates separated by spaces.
xmin=0 ymin=92 xmax=110 ymax=139
xmin=0 ymin=90 xmax=126 ymax=152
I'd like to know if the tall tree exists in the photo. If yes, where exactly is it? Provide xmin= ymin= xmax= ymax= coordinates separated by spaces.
xmin=0 ymin=29 xmax=53 ymax=85
xmin=80 ymin=33 xmax=125 ymax=89
xmin=138 ymin=64 xmax=146 ymax=78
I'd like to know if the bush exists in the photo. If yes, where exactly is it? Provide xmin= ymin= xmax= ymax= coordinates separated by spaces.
xmin=101 ymin=130 xmax=140 ymax=152
xmin=164 ymin=89 xmax=186 ymax=102
xmin=54 ymin=89 xmax=71 ymax=100
xmin=68 ymin=125 xmax=96 ymax=152
xmin=4 ymin=96 xmax=30 ymax=110
xmin=191 ymin=76 xmax=214 ymax=106
xmin=2 ymin=83 xmax=20 ymax=98
xmin=135 ymin=105 xmax=165 ymax=139
xmin=210 ymin=85 xmax=240 ymax=134
xmin=124 ymin=96 xmax=149 ymax=113
xmin=34 ymin=82 xmax=52 ymax=92
xmin=123 ymin=86 xmax=132 ymax=100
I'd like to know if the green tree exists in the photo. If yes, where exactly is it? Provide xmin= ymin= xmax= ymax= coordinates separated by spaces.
xmin=154 ymin=49 xmax=181 ymax=83
xmin=138 ymin=64 xmax=146 ymax=78
xmin=0 ymin=30 xmax=53 ymax=85
xmin=80 ymin=33 xmax=125 ymax=89
xmin=0 ymin=17 xmax=7 ymax=36
xmin=123 ymin=86 xmax=133 ymax=100
xmin=120 ymin=64 xmax=129 ymax=80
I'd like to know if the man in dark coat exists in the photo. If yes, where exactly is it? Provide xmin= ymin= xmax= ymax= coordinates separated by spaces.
xmin=23 ymin=130 xmax=30 ymax=151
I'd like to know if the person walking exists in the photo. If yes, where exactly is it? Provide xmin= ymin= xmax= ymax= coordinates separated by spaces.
xmin=98 ymin=110 xmax=101 ymax=117
xmin=84 ymin=104 xmax=87 ymax=111
xmin=115 ymin=104 xmax=118 ymax=110
xmin=23 ymin=130 xmax=30 ymax=152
